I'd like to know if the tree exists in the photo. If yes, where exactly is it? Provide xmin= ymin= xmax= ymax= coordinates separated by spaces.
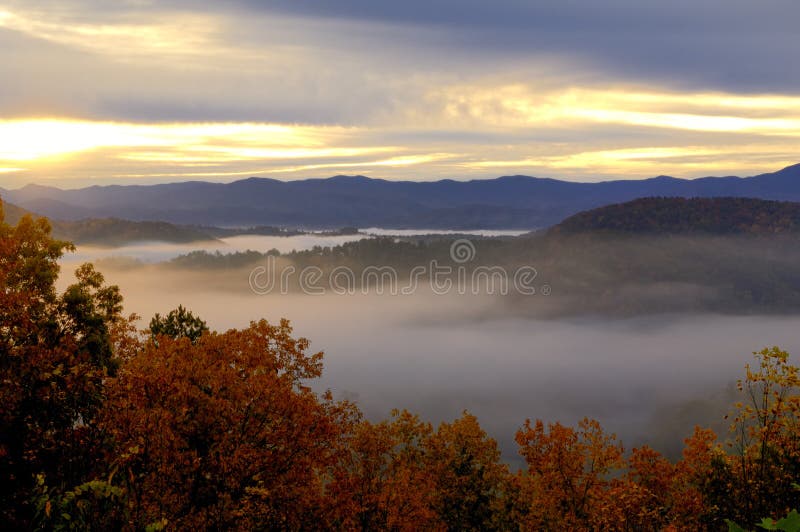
xmin=0 ymin=202 xmax=124 ymax=527
xmin=326 ymin=410 xmax=439 ymax=531
xmin=148 ymin=304 xmax=208 ymax=344
xmin=713 ymin=347 xmax=800 ymax=527
xmin=425 ymin=412 xmax=511 ymax=531
xmin=327 ymin=410 xmax=512 ymax=531
xmin=514 ymin=417 xmax=625 ymax=529
xmin=102 ymin=318 xmax=356 ymax=529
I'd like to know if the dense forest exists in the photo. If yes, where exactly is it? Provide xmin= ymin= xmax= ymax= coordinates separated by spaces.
xmin=2 ymin=203 xmax=800 ymax=530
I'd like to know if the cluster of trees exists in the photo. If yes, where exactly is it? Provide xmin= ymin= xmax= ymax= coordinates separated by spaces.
xmin=2 ymin=201 xmax=800 ymax=530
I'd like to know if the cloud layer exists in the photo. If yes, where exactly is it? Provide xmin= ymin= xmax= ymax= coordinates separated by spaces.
xmin=1 ymin=1 xmax=799 ymax=186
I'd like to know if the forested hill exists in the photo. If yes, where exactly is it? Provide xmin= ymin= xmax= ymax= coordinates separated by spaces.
xmin=550 ymin=197 xmax=800 ymax=235
xmin=0 ymin=197 xmax=217 ymax=246
xmin=51 ymin=218 xmax=218 ymax=247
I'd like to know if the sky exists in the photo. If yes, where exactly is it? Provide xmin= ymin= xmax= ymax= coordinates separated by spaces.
xmin=1 ymin=0 xmax=800 ymax=187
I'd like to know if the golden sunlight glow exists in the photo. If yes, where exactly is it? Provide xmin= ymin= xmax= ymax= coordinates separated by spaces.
xmin=266 ymin=153 xmax=457 ymax=174
xmin=0 ymin=119 xmax=362 ymax=162
xmin=0 ymin=119 xmax=464 ymax=183
xmin=466 ymin=147 xmax=721 ymax=169
xmin=463 ymin=144 xmax=800 ymax=177
xmin=111 ymin=153 xmax=457 ymax=179
xmin=602 ymin=90 xmax=800 ymax=112
xmin=573 ymin=109 xmax=800 ymax=135
xmin=118 ymin=146 xmax=398 ymax=163
xmin=0 ymin=8 xmax=219 ymax=57
xmin=435 ymin=84 xmax=800 ymax=134
xmin=3 ymin=81 xmax=800 ymax=184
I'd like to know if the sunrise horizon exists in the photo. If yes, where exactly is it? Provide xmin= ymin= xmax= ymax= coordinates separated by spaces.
xmin=5 ymin=160 xmax=800 ymax=191
xmin=3 ymin=2 xmax=800 ymax=188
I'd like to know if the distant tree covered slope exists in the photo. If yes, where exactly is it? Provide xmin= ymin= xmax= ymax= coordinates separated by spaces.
xmin=50 ymin=218 xmax=216 ymax=246
xmin=552 ymin=197 xmax=800 ymax=235
xmin=0 ymin=197 xmax=216 ymax=245
xmin=0 ymin=200 xmax=32 ymax=225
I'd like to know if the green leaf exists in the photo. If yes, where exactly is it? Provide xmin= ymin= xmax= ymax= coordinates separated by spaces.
xmin=726 ymin=518 xmax=750 ymax=532
xmin=756 ymin=510 xmax=800 ymax=532
xmin=774 ymin=510 xmax=800 ymax=532
xmin=761 ymin=517 xmax=777 ymax=527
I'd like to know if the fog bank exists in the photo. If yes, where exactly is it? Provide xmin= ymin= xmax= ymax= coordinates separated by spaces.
xmin=57 ymin=258 xmax=800 ymax=464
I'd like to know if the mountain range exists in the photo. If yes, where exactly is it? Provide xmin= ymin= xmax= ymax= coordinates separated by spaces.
xmin=3 ymin=163 xmax=800 ymax=229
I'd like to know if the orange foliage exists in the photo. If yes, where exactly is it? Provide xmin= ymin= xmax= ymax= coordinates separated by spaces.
xmin=513 ymin=420 xmax=727 ymax=530
xmin=101 ymin=319 xmax=357 ymax=530
xmin=327 ymin=410 xmax=440 ymax=530
xmin=328 ymin=409 xmax=511 ymax=531
xmin=0 ymin=205 xmax=123 ymax=527
xmin=425 ymin=412 xmax=511 ymax=530
xmin=514 ymin=417 xmax=624 ymax=529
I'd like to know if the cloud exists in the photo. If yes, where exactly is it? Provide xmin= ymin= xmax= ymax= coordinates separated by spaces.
xmin=1 ymin=0 xmax=799 ymax=185
xmin=216 ymin=0 xmax=800 ymax=92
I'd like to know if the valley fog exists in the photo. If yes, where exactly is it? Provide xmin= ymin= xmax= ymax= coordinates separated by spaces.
xmin=68 ymin=228 xmax=529 ymax=264
xmin=57 ymin=251 xmax=800 ymax=464
xmin=69 ymin=233 xmax=368 ymax=263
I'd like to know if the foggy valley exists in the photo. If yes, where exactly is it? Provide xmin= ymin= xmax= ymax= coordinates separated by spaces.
xmin=58 ymin=235 xmax=800 ymax=464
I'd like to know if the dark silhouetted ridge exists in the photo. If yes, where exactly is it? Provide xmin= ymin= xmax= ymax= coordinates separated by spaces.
xmin=551 ymin=197 xmax=800 ymax=235
xmin=5 ymin=163 xmax=800 ymax=229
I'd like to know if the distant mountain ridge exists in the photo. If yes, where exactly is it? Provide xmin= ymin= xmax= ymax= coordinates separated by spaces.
xmin=3 ymin=164 xmax=800 ymax=229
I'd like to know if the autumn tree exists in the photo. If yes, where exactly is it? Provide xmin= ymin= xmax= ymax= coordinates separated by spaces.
xmin=709 ymin=347 xmax=800 ymax=526
xmin=514 ymin=417 xmax=625 ymax=529
xmin=326 ymin=410 xmax=440 ymax=530
xmin=594 ymin=431 xmax=722 ymax=531
xmin=102 ymin=318 xmax=356 ymax=530
xmin=0 ymin=201 xmax=124 ymax=527
xmin=425 ymin=412 xmax=511 ymax=531
xmin=327 ymin=410 xmax=512 ymax=531
xmin=669 ymin=426 xmax=725 ymax=528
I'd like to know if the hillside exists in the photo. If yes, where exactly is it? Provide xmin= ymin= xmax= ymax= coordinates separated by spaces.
xmin=1 ymin=196 xmax=216 ymax=246
xmin=4 ymin=163 xmax=800 ymax=229
xmin=0 ymin=200 xmax=32 ymax=225
xmin=551 ymin=197 xmax=800 ymax=235
xmin=50 ymin=218 xmax=217 ymax=247
xmin=145 ymin=222 xmax=800 ymax=318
